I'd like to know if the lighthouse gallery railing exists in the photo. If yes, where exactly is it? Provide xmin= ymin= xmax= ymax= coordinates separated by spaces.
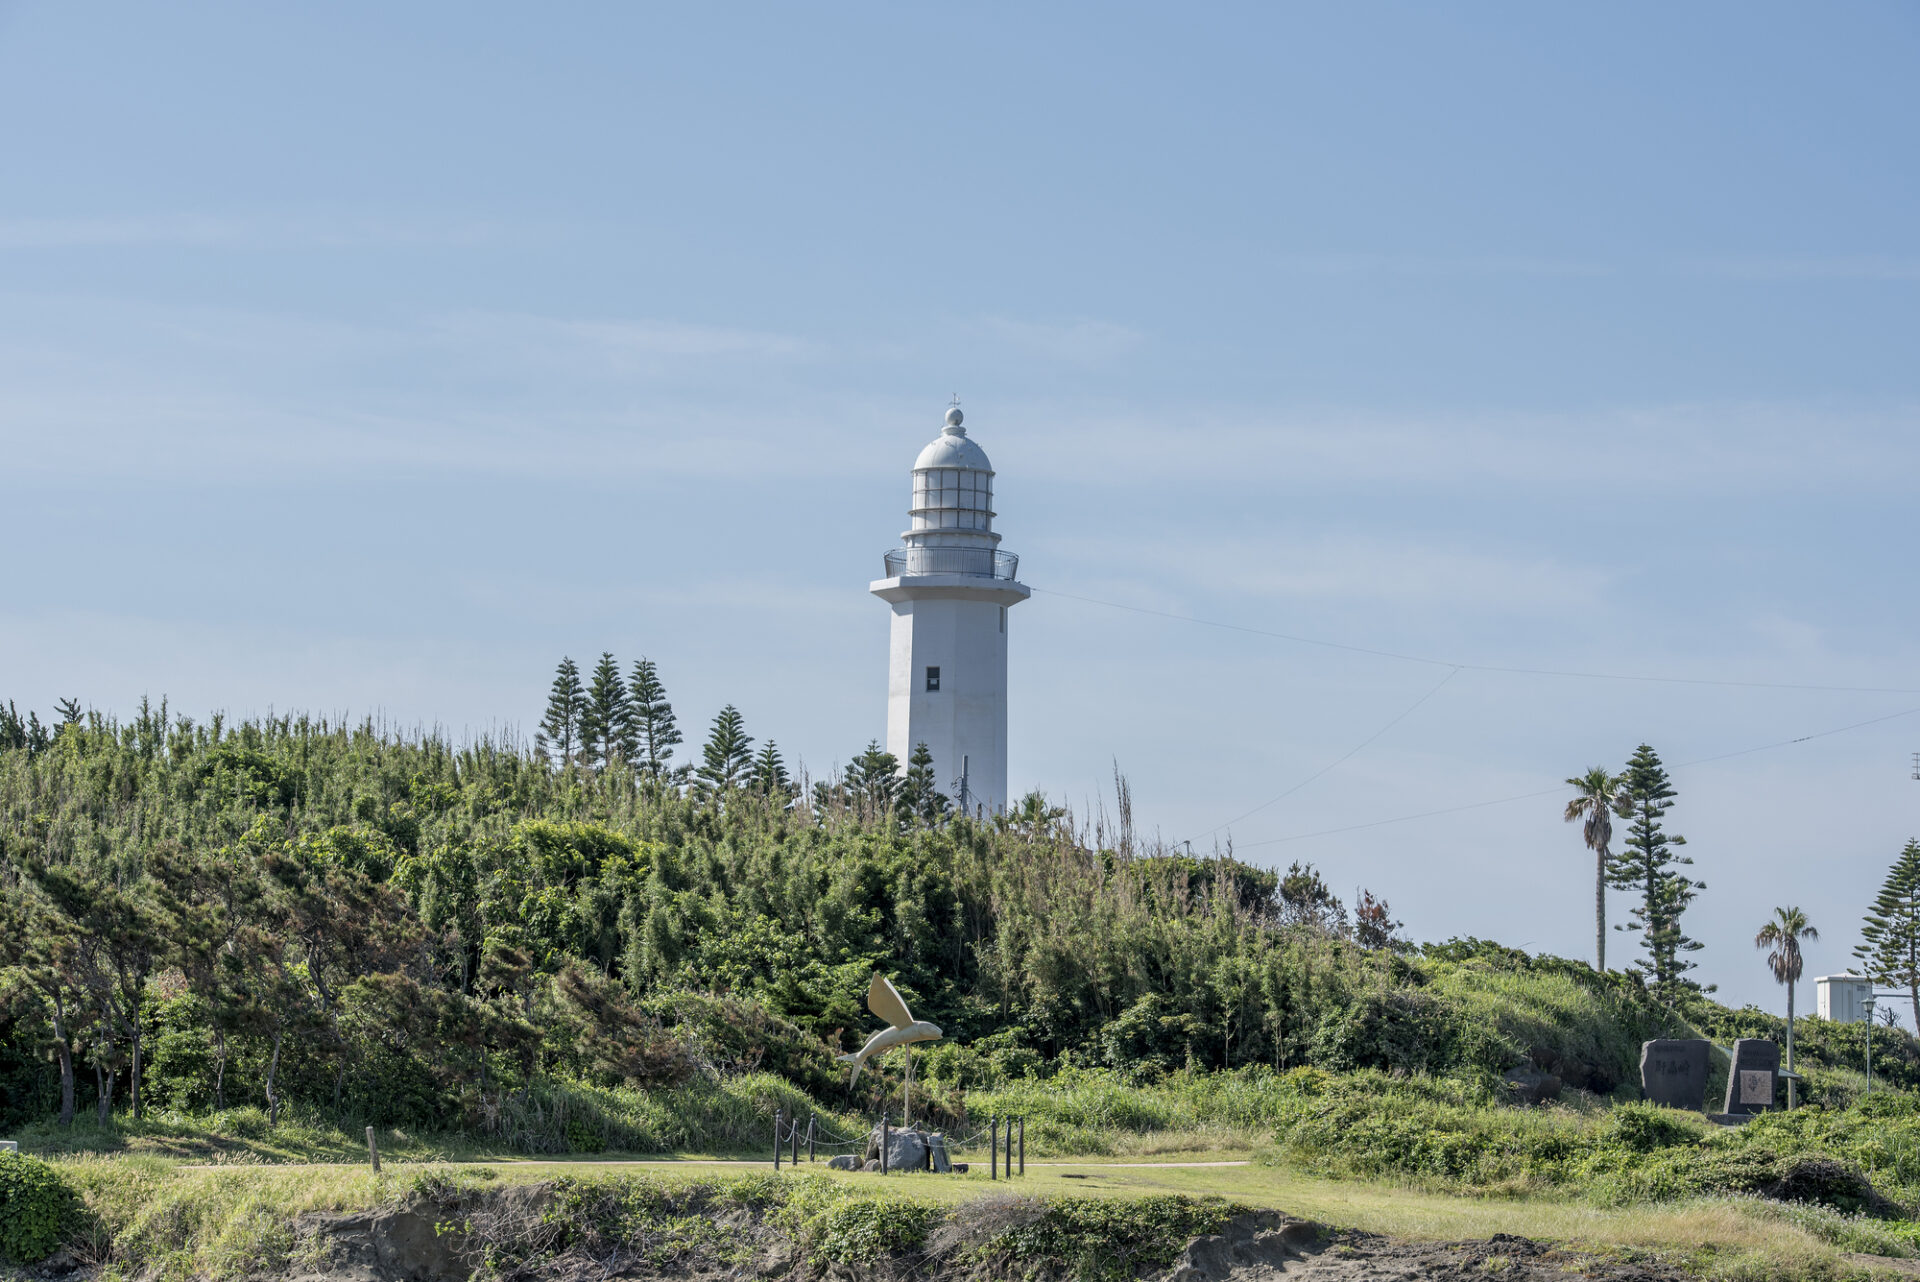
xmin=883 ymin=548 xmax=1020 ymax=580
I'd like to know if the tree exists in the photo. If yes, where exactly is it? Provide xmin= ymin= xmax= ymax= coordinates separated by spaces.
xmin=1563 ymin=766 xmax=1631 ymax=973
xmin=897 ymin=742 xmax=950 ymax=826
xmin=841 ymin=741 xmax=899 ymax=822
xmin=750 ymin=740 xmax=792 ymax=798
xmin=0 ymin=889 xmax=91 ymax=1126
xmin=1856 ymin=839 xmax=1920 ymax=1031
xmin=1609 ymin=744 xmax=1705 ymax=998
xmin=580 ymin=653 xmax=634 ymax=769
xmin=31 ymin=865 xmax=160 ymax=1122
xmin=695 ymin=706 xmax=754 ymax=795
xmin=1277 ymin=862 xmax=1348 ymax=936
xmin=536 ymin=658 xmax=586 ymax=767
xmin=627 ymin=658 xmax=683 ymax=782
xmin=1353 ymin=890 xmax=1404 ymax=951
xmin=1755 ymin=905 xmax=1818 ymax=1107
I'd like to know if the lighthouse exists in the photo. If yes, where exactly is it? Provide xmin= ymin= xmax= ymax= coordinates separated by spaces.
xmin=871 ymin=405 xmax=1029 ymax=815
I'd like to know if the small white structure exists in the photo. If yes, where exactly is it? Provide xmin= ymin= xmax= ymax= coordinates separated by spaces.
xmin=1817 ymin=974 xmax=1874 ymax=1024
xmin=871 ymin=405 xmax=1029 ymax=814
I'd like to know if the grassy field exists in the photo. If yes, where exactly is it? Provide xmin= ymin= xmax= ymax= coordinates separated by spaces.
xmin=31 ymin=1150 xmax=1917 ymax=1281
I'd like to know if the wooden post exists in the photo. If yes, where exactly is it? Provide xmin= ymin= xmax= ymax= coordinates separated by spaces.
xmin=990 ymin=1116 xmax=998 ymax=1180
xmin=881 ymin=1112 xmax=890 ymax=1175
xmin=774 ymin=1108 xmax=783 ymax=1170
xmin=1018 ymin=1116 xmax=1025 ymax=1176
xmin=806 ymin=1114 xmax=816 ymax=1162
xmin=365 ymin=1126 xmax=381 ymax=1175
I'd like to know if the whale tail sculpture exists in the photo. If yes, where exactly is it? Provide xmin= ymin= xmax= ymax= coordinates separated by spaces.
xmin=842 ymin=973 xmax=942 ymax=1087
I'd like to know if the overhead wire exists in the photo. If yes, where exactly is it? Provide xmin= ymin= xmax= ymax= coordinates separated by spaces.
xmin=1028 ymin=582 xmax=1920 ymax=848
xmin=1201 ymin=665 xmax=1461 ymax=837
xmin=1031 ymin=586 xmax=1920 ymax=695
xmin=1233 ymin=703 xmax=1920 ymax=849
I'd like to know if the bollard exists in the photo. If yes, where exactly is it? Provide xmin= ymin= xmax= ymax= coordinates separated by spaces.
xmin=774 ymin=1108 xmax=783 ymax=1170
xmin=881 ymin=1112 xmax=891 ymax=1175
xmin=1019 ymin=1116 xmax=1025 ymax=1176
xmin=791 ymin=1110 xmax=801 ymax=1167
xmin=990 ymin=1116 xmax=998 ymax=1180
xmin=806 ymin=1114 xmax=816 ymax=1163
xmin=365 ymin=1127 xmax=381 ymax=1175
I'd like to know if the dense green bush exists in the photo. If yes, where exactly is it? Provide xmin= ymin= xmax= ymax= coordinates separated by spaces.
xmin=0 ymin=1151 xmax=82 ymax=1263
xmin=1261 ymin=1069 xmax=1920 ymax=1215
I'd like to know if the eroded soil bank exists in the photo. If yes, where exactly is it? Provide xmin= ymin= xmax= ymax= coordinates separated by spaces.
xmin=13 ymin=1183 xmax=1696 ymax=1282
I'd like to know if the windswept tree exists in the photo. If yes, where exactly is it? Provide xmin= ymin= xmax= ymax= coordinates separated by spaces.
xmin=695 ymin=706 xmax=754 ymax=795
xmin=580 ymin=653 xmax=634 ymax=769
xmin=1610 ymin=744 xmax=1704 ymax=998
xmin=1564 ymin=766 xmax=1631 ymax=972
xmin=536 ymin=658 xmax=585 ymax=766
xmin=1857 ymin=839 xmax=1920 ymax=1031
xmin=627 ymin=658 xmax=683 ymax=782
xmin=1756 ymin=905 xmax=1818 ymax=1107
xmin=1353 ymin=890 xmax=1404 ymax=951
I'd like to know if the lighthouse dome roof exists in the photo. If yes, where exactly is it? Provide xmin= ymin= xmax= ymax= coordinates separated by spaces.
xmin=914 ymin=409 xmax=994 ymax=473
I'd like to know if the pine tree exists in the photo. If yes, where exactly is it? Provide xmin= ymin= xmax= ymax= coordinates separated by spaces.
xmin=580 ymin=653 xmax=634 ymax=769
xmin=1608 ymin=743 xmax=1705 ymax=997
xmin=627 ymin=658 xmax=683 ymax=782
xmin=842 ymin=741 xmax=900 ymax=821
xmin=695 ymin=706 xmax=754 ymax=794
xmin=1857 ymin=839 xmax=1920 ymax=1030
xmin=535 ymin=657 xmax=586 ymax=766
xmin=897 ymin=742 xmax=950 ymax=826
xmin=750 ymin=740 xmax=792 ymax=798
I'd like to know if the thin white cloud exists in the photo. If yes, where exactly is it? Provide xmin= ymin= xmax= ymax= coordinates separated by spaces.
xmin=980 ymin=316 xmax=1146 ymax=363
xmin=1689 ymin=256 xmax=1920 ymax=282
xmin=0 ymin=214 xmax=505 ymax=250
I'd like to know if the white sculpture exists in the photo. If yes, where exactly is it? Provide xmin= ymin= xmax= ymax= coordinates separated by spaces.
xmin=839 ymin=973 xmax=941 ymax=1089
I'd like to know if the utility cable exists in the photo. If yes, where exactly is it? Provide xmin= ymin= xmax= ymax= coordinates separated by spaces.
xmin=1233 ymin=703 xmax=1920 ymax=849
xmin=1031 ymin=585 xmax=1920 ymax=695
xmin=1201 ymin=665 xmax=1461 ymax=837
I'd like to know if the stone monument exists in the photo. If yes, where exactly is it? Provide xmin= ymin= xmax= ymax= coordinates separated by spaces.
xmin=1639 ymin=1038 xmax=1710 ymax=1110
xmin=1717 ymin=1038 xmax=1780 ymax=1119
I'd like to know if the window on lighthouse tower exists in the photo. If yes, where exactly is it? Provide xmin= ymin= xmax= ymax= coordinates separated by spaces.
xmin=925 ymin=666 xmax=940 ymax=692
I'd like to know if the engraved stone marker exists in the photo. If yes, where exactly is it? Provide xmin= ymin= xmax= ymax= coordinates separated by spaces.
xmin=1720 ymin=1038 xmax=1780 ymax=1117
xmin=1640 ymin=1038 xmax=1710 ymax=1110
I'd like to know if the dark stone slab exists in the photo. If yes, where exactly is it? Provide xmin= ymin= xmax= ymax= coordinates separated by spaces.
xmin=1640 ymin=1038 xmax=1710 ymax=1110
xmin=1721 ymin=1038 xmax=1780 ymax=1116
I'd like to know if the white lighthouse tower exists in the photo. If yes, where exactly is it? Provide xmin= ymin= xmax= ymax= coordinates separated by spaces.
xmin=871 ymin=405 xmax=1029 ymax=814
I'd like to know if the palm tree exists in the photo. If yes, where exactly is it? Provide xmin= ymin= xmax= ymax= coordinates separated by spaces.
xmin=1563 ymin=767 xmax=1630 ymax=972
xmin=1756 ymin=906 xmax=1819 ymax=1108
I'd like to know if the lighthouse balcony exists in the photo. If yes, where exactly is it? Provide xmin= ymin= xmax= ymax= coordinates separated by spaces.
xmin=882 ymin=547 xmax=1020 ymax=580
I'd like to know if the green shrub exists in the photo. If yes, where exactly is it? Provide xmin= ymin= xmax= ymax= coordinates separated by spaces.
xmin=0 ymin=1151 xmax=82 ymax=1263
xmin=977 ymin=1196 xmax=1236 ymax=1281
xmin=805 ymin=1195 xmax=942 ymax=1265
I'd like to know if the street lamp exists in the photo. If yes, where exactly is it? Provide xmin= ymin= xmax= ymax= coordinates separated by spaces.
xmin=1864 ymin=992 xmax=1878 ymax=1093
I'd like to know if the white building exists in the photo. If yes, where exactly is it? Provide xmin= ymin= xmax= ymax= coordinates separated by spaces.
xmin=1816 ymin=974 xmax=1874 ymax=1024
xmin=870 ymin=405 xmax=1029 ymax=814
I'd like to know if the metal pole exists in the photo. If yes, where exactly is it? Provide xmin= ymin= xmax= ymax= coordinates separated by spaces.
xmin=774 ymin=1108 xmax=783 ymax=1170
xmin=990 ymin=1117 xmax=998 ymax=1180
xmin=365 ymin=1126 xmax=380 ymax=1175
xmin=807 ymin=1114 xmax=815 ymax=1163
xmin=905 ymin=1045 xmax=912 ymax=1129
xmin=881 ymin=1112 xmax=891 ymax=1175
xmin=792 ymin=1109 xmax=801 ymax=1166
xmin=1018 ymin=1116 xmax=1025 ymax=1176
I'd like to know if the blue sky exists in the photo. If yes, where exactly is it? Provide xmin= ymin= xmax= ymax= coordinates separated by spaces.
xmin=3 ymin=3 xmax=1918 ymax=1013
